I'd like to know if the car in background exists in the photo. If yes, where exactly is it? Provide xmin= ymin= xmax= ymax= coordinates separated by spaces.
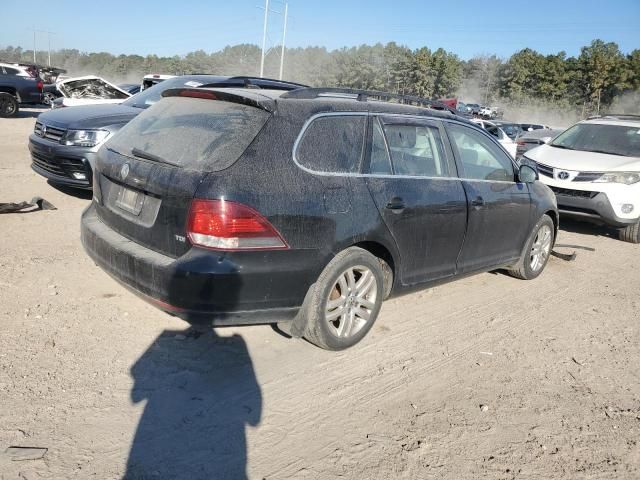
xmin=520 ymin=123 xmax=550 ymax=132
xmin=118 ymin=83 xmax=142 ymax=96
xmin=522 ymin=115 xmax=640 ymax=243
xmin=467 ymin=103 xmax=481 ymax=115
xmin=471 ymin=118 xmax=517 ymax=157
xmin=29 ymin=75 xmax=308 ymax=189
xmin=0 ymin=62 xmax=43 ymax=116
xmin=516 ymin=128 xmax=563 ymax=159
xmin=141 ymin=74 xmax=175 ymax=91
xmin=80 ymin=85 xmax=557 ymax=350
xmin=51 ymin=75 xmax=132 ymax=108
xmin=493 ymin=121 xmax=523 ymax=140
xmin=480 ymin=106 xmax=494 ymax=118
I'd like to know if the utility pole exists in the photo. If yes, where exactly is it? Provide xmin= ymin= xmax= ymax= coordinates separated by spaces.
xmin=33 ymin=27 xmax=36 ymax=63
xmin=38 ymin=31 xmax=56 ymax=66
xmin=278 ymin=2 xmax=288 ymax=80
xmin=260 ymin=0 xmax=270 ymax=78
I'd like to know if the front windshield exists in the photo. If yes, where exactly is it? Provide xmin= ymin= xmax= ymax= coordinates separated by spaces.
xmin=122 ymin=76 xmax=212 ymax=109
xmin=551 ymin=123 xmax=640 ymax=157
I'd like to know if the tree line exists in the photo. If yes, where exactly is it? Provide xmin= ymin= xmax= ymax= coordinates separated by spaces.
xmin=1 ymin=39 xmax=638 ymax=116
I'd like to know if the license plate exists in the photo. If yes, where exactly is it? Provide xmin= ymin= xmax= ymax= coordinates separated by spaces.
xmin=115 ymin=186 xmax=144 ymax=215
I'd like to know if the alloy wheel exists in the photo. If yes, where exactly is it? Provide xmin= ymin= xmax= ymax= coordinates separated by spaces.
xmin=530 ymin=224 xmax=552 ymax=272
xmin=325 ymin=265 xmax=378 ymax=339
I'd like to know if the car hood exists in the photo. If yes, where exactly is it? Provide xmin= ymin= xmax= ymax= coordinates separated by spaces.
xmin=525 ymin=144 xmax=640 ymax=172
xmin=57 ymin=75 xmax=131 ymax=100
xmin=37 ymin=103 xmax=141 ymax=130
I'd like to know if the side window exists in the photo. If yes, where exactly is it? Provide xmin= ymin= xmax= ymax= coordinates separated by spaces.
xmin=4 ymin=67 xmax=19 ymax=75
xmin=448 ymin=124 xmax=514 ymax=182
xmin=296 ymin=115 xmax=366 ymax=173
xmin=368 ymin=118 xmax=393 ymax=174
xmin=381 ymin=121 xmax=448 ymax=177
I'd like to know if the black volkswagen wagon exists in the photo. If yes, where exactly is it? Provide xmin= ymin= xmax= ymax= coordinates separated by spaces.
xmin=81 ymin=87 xmax=558 ymax=350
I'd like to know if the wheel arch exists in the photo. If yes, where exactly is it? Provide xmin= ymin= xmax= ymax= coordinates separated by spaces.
xmin=0 ymin=87 xmax=18 ymax=97
xmin=351 ymin=240 xmax=397 ymax=297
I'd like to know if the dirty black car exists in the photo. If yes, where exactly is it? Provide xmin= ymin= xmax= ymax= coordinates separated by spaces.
xmin=81 ymin=87 xmax=558 ymax=350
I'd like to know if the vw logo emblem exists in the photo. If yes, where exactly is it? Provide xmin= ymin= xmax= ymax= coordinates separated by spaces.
xmin=120 ymin=163 xmax=130 ymax=180
xmin=40 ymin=124 xmax=47 ymax=137
xmin=558 ymin=171 xmax=570 ymax=180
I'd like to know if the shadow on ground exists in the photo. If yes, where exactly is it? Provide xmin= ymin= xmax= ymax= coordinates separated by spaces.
xmin=47 ymin=181 xmax=93 ymax=200
xmin=558 ymin=218 xmax=618 ymax=240
xmin=125 ymin=327 xmax=261 ymax=480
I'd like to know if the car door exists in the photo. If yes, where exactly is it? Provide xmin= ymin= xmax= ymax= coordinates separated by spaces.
xmin=364 ymin=115 xmax=467 ymax=285
xmin=445 ymin=121 xmax=532 ymax=272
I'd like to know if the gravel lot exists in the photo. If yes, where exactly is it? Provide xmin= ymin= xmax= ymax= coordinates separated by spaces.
xmin=1 ymin=108 xmax=639 ymax=479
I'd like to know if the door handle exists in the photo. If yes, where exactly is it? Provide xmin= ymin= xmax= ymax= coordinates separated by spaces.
xmin=386 ymin=197 xmax=405 ymax=213
xmin=471 ymin=196 xmax=485 ymax=208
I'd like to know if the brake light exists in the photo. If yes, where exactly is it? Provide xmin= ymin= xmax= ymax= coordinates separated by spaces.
xmin=177 ymin=89 xmax=217 ymax=100
xmin=37 ymin=81 xmax=44 ymax=91
xmin=186 ymin=199 xmax=288 ymax=250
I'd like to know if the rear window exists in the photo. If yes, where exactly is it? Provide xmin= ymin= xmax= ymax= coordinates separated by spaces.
xmin=296 ymin=115 xmax=366 ymax=173
xmin=107 ymin=97 xmax=270 ymax=171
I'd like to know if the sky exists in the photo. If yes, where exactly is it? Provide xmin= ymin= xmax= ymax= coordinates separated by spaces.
xmin=1 ymin=0 xmax=639 ymax=60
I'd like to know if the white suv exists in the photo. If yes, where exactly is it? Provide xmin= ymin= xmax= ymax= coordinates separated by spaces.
xmin=522 ymin=115 xmax=640 ymax=243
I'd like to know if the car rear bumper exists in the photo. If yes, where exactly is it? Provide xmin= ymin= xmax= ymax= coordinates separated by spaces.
xmin=551 ymin=187 xmax=638 ymax=227
xmin=80 ymin=203 xmax=315 ymax=325
xmin=29 ymin=134 xmax=94 ymax=189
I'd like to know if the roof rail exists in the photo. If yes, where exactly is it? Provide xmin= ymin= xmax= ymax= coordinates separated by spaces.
xmin=280 ymin=87 xmax=458 ymax=115
xmin=197 ymin=75 xmax=308 ymax=91
xmin=587 ymin=113 xmax=640 ymax=121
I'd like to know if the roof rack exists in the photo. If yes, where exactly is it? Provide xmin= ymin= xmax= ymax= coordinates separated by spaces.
xmin=587 ymin=113 xmax=640 ymax=121
xmin=198 ymin=76 xmax=309 ymax=91
xmin=280 ymin=87 xmax=458 ymax=115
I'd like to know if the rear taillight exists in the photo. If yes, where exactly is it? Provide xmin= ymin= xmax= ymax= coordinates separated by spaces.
xmin=37 ymin=81 xmax=44 ymax=91
xmin=186 ymin=199 xmax=288 ymax=251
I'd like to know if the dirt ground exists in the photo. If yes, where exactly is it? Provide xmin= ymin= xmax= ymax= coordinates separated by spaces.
xmin=1 ymin=108 xmax=639 ymax=480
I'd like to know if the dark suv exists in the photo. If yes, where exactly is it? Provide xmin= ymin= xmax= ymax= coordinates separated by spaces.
xmin=29 ymin=75 xmax=306 ymax=189
xmin=81 ymin=87 xmax=558 ymax=350
xmin=0 ymin=63 xmax=43 ymax=117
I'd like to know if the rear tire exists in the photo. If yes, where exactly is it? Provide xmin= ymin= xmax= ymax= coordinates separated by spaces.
xmin=42 ymin=92 xmax=56 ymax=106
xmin=0 ymin=93 xmax=18 ymax=117
xmin=303 ymin=247 xmax=384 ymax=350
xmin=508 ymin=214 xmax=555 ymax=280
xmin=619 ymin=221 xmax=640 ymax=244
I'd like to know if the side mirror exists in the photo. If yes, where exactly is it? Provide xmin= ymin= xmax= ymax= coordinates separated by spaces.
xmin=518 ymin=164 xmax=537 ymax=183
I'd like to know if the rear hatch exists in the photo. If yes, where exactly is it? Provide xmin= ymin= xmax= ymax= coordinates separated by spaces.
xmin=93 ymin=91 xmax=273 ymax=258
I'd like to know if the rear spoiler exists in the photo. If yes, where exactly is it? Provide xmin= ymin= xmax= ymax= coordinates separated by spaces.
xmin=161 ymin=88 xmax=276 ymax=112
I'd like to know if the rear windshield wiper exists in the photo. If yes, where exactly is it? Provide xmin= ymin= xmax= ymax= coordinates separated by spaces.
xmin=130 ymin=147 xmax=181 ymax=167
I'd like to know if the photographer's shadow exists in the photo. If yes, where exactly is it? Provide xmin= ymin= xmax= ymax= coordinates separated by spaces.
xmin=125 ymin=327 xmax=261 ymax=480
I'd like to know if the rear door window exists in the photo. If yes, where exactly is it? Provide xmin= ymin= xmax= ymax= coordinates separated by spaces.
xmin=296 ymin=115 xmax=366 ymax=173
xmin=447 ymin=123 xmax=515 ymax=182
xmin=381 ymin=120 xmax=449 ymax=177
xmin=106 ymin=96 xmax=270 ymax=171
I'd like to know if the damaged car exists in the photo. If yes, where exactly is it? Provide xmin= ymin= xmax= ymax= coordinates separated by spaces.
xmin=51 ymin=75 xmax=132 ymax=108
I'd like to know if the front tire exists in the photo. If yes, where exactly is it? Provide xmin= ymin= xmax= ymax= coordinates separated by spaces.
xmin=508 ymin=214 xmax=555 ymax=280
xmin=303 ymin=247 xmax=384 ymax=350
xmin=619 ymin=221 xmax=640 ymax=244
